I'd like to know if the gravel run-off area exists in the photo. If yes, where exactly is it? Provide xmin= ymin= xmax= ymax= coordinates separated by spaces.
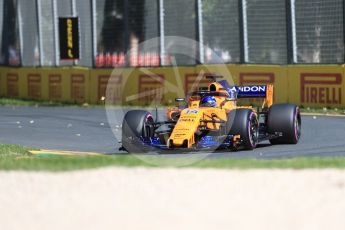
xmin=1 ymin=168 xmax=345 ymax=230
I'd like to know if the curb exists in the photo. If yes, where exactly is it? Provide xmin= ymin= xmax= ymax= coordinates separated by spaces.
xmin=30 ymin=149 xmax=105 ymax=156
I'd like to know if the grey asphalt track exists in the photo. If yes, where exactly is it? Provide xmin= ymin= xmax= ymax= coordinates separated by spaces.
xmin=0 ymin=106 xmax=345 ymax=158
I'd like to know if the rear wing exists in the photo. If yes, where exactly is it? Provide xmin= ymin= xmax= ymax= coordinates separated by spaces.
xmin=218 ymin=80 xmax=274 ymax=108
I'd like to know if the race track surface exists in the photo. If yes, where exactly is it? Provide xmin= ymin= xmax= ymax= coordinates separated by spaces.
xmin=0 ymin=106 xmax=344 ymax=158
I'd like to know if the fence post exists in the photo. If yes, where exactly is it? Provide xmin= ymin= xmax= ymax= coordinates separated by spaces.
xmin=343 ymin=0 xmax=345 ymax=63
xmin=72 ymin=0 xmax=76 ymax=17
xmin=287 ymin=0 xmax=297 ymax=63
xmin=239 ymin=0 xmax=249 ymax=63
xmin=91 ymin=0 xmax=97 ymax=67
xmin=17 ymin=0 xmax=23 ymax=65
xmin=158 ymin=0 xmax=165 ymax=66
xmin=196 ymin=0 xmax=204 ymax=64
xmin=36 ymin=0 xmax=44 ymax=66
xmin=0 ymin=0 xmax=3 ymax=53
xmin=71 ymin=0 xmax=78 ymax=66
xmin=52 ymin=0 xmax=59 ymax=66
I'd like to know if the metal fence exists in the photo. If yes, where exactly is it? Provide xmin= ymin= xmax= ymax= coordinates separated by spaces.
xmin=295 ymin=0 xmax=344 ymax=63
xmin=37 ymin=0 xmax=55 ymax=66
xmin=0 ymin=0 xmax=344 ymax=67
xmin=202 ymin=0 xmax=241 ymax=64
xmin=1 ymin=0 xmax=21 ymax=66
xmin=246 ymin=0 xmax=288 ymax=64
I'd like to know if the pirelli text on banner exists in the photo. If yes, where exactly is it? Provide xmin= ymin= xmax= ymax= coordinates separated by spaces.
xmin=300 ymin=73 xmax=342 ymax=105
xmin=59 ymin=17 xmax=80 ymax=60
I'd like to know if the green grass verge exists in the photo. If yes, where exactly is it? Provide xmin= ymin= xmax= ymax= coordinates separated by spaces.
xmin=1 ymin=144 xmax=345 ymax=171
xmin=0 ymin=97 xmax=165 ymax=108
xmin=300 ymin=107 xmax=345 ymax=115
xmin=0 ymin=97 xmax=80 ymax=107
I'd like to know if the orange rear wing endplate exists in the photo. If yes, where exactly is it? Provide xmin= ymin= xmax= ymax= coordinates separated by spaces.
xmin=265 ymin=84 xmax=274 ymax=108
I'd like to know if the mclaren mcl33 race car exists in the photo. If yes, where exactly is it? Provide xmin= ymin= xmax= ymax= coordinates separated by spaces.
xmin=121 ymin=75 xmax=301 ymax=153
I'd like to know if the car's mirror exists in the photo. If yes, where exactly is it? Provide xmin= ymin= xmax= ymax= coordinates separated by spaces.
xmin=205 ymin=75 xmax=223 ymax=82
xmin=199 ymin=87 xmax=209 ymax=91
xmin=175 ymin=98 xmax=186 ymax=102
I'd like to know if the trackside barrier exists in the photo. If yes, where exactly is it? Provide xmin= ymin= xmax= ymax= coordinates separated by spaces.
xmin=89 ymin=67 xmax=196 ymax=105
xmin=287 ymin=65 xmax=344 ymax=108
xmin=0 ymin=67 xmax=90 ymax=103
xmin=0 ymin=65 xmax=344 ymax=108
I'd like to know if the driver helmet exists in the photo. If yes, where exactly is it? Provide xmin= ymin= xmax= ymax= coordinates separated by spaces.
xmin=200 ymin=96 xmax=217 ymax=107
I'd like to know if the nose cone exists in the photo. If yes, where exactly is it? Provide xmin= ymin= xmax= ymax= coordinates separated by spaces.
xmin=167 ymin=109 xmax=202 ymax=148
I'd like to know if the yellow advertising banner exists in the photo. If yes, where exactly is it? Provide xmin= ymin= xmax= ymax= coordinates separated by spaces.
xmin=0 ymin=67 xmax=90 ymax=103
xmin=90 ymin=68 xmax=134 ymax=105
xmin=0 ymin=67 xmax=9 ymax=97
xmin=287 ymin=65 xmax=344 ymax=108
xmin=91 ymin=66 xmax=196 ymax=106
xmin=123 ymin=66 xmax=196 ymax=106
xmin=68 ymin=67 xmax=90 ymax=103
xmin=4 ymin=68 xmax=25 ymax=98
xmin=0 ymin=65 xmax=344 ymax=108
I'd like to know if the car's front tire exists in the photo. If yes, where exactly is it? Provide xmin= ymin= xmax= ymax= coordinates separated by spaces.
xmin=122 ymin=110 xmax=154 ymax=153
xmin=227 ymin=109 xmax=259 ymax=150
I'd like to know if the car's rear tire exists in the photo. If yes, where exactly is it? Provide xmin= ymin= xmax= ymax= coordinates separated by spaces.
xmin=267 ymin=104 xmax=301 ymax=144
xmin=122 ymin=110 xmax=154 ymax=153
xmin=227 ymin=109 xmax=259 ymax=150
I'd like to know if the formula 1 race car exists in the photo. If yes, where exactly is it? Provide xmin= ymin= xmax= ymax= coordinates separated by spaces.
xmin=121 ymin=75 xmax=301 ymax=153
